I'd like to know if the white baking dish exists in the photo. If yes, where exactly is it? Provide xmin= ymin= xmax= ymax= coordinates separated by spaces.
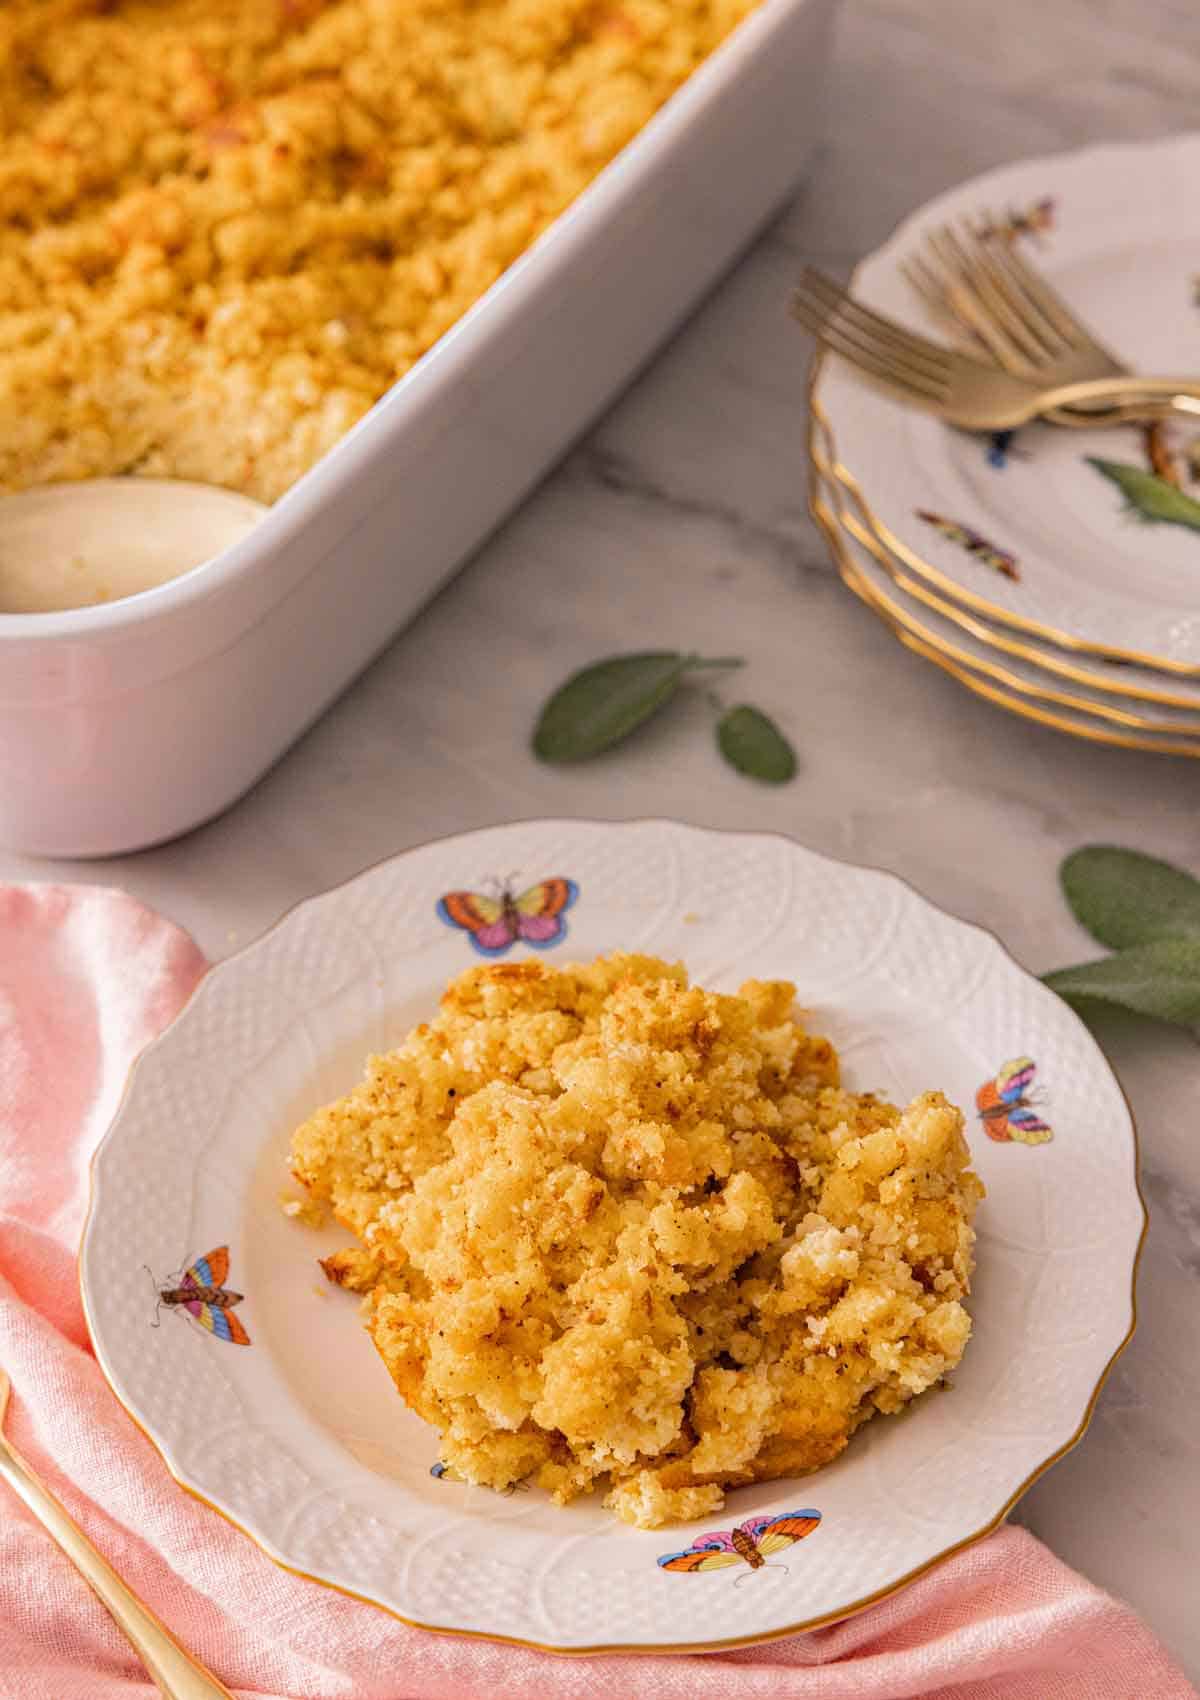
xmin=0 ymin=0 xmax=836 ymax=857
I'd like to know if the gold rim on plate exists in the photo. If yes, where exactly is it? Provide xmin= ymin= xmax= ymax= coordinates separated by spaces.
xmin=809 ymin=452 xmax=1200 ymax=759
xmin=809 ymin=353 xmax=1200 ymax=681
xmin=812 ymin=420 xmax=1200 ymax=716
xmin=811 ymin=455 xmax=1200 ymax=745
xmin=78 ymin=822 xmax=1148 ymax=1658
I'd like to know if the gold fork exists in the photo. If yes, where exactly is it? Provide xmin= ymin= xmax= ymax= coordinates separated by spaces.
xmin=904 ymin=218 xmax=1127 ymax=389
xmin=904 ymin=218 xmax=1132 ymax=427
xmin=0 ymin=1368 xmax=235 ymax=1700
xmin=792 ymin=267 xmax=1200 ymax=430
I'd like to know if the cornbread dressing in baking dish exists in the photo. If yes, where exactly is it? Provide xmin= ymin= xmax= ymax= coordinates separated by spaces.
xmin=0 ymin=0 xmax=760 ymax=503
xmin=289 ymin=955 xmax=985 ymax=1529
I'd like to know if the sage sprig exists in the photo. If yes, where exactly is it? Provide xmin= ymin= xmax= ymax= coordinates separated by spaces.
xmin=716 ymin=704 xmax=797 ymax=784
xmin=1044 ymin=938 xmax=1200 ymax=1026
xmin=533 ymin=652 xmax=741 ymax=763
xmin=532 ymin=651 xmax=796 ymax=783
xmin=1043 ymin=845 xmax=1200 ymax=1030
xmin=1060 ymin=845 xmax=1200 ymax=949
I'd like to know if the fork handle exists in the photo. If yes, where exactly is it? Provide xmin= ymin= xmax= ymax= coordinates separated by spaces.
xmin=1043 ymin=377 xmax=1200 ymax=413
xmin=0 ymin=1434 xmax=236 ymax=1700
xmin=1042 ymin=402 xmax=1196 ymax=428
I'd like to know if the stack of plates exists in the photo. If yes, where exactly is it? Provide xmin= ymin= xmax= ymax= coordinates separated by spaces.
xmin=810 ymin=134 xmax=1200 ymax=755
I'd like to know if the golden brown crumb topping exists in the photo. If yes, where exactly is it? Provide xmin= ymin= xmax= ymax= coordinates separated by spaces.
xmin=0 ymin=0 xmax=758 ymax=501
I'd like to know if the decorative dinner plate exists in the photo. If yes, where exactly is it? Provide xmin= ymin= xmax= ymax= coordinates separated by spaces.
xmin=814 ymin=133 xmax=1200 ymax=674
xmin=81 ymin=820 xmax=1145 ymax=1654
xmin=812 ymin=404 xmax=1200 ymax=716
xmin=810 ymin=457 xmax=1200 ymax=745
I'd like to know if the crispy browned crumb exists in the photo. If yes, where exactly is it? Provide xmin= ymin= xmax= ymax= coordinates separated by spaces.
xmin=289 ymin=954 xmax=984 ymax=1528
xmin=0 ymin=0 xmax=759 ymax=502
xmin=279 ymin=1190 xmax=327 ymax=1227
xmin=318 ymin=1246 xmax=383 ymax=1290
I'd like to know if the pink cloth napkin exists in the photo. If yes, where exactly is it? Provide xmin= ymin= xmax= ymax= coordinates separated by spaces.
xmin=1 ymin=882 xmax=1194 ymax=1700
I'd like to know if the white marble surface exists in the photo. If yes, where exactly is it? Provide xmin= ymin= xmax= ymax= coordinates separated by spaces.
xmin=5 ymin=0 xmax=1200 ymax=1677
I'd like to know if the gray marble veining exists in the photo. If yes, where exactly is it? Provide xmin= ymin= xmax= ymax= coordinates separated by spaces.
xmin=4 ymin=0 xmax=1199 ymax=1676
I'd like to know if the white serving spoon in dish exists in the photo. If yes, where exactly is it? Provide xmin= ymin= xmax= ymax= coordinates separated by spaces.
xmin=0 ymin=479 xmax=266 ymax=615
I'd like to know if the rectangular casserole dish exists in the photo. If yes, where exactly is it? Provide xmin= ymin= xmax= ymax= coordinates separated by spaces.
xmin=0 ymin=0 xmax=837 ymax=857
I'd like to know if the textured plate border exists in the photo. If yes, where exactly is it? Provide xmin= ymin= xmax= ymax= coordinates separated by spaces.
xmin=80 ymin=820 xmax=1147 ymax=1655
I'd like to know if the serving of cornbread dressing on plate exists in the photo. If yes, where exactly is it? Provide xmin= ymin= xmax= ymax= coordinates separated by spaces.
xmin=289 ymin=953 xmax=985 ymax=1529
xmin=0 ymin=0 xmax=761 ymax=505
xmin=81 ymin=820 xmax=1143 ymax=1645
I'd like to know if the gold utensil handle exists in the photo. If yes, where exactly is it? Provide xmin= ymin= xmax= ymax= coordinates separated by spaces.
xmin=1043 ymin=402 xmax=1192 ymax=428
xmin=0 ymin=1434 xmax=236 ymax=1700
xmin=1045 ymin=376 xmax=1200 ymax=412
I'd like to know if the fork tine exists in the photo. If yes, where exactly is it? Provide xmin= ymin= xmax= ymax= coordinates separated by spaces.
xmin=906 ymin=246 xmax=1031 ymax=370
xmin=791 ymin=295 xmax=948 ymax=402
xmin=801 ymin=270 xmax=952 ymax=376
xmin=792 ymin=282 xmax=947 ymax=391
xmin=966 ymin=219 xmax=1081 ymax=358
xmin=799 ymin=269 xmax=952 ymax=378
xmin=901 ymin=255 xmax=953 ymax=322
xmin=935 ymin=225 xmax=1060 ymax=364
xmin=802 ymin=324 xmax=945 ymax=402
xmin=923 ymin=226 xmax=1034 ymax=360
xmin=983 ymin=233 xmax=1098 ymax=353
xmin=791 ymin=286 xmax=950 ymax=399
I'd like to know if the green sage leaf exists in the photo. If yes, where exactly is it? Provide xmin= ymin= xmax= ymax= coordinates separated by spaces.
xmin=1043 ymin=936 xmax=1200 ymax=1027
xmin=1061 ymin=845 xmax=1200 ymax=950
xmin=716 ymin=704 xmax=797 ymax=784
xmin=1086 ymin=458 xmax=1200 ymax=536
xmin=532 ymin=651 xmax=741 ymax=763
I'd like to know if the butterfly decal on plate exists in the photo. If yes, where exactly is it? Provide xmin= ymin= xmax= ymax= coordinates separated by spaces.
xmin=431 ymin=1460 xmax=527 ymax=1495
xmin=976 ymin=1057 xmax=1052 ymax=1146
xmin=147 ymin=1245 xmax=251 ymax=1345
xmin=436 ymin=877 xmax=578 ymax=957
xmin=657 ymin=1510 xmax=821 ymax=1580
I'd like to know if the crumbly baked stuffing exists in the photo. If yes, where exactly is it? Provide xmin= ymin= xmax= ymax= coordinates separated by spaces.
xmin=0 ymin=0 xmax=758 ymax=502
xmin=289 ymin=954 xmax=984 ymax=1528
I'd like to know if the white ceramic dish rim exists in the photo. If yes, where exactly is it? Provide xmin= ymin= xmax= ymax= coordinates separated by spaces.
xmin=0 ymin=0 xmax=803 ymax=647
xmin=79 ymin=818 xmax=1147 ymax=1655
